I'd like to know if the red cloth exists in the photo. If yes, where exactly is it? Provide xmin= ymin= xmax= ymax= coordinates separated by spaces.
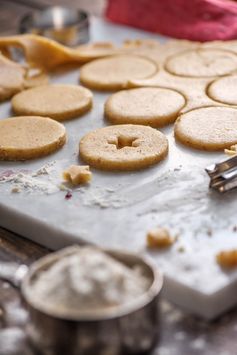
xmin=106 ymin=0 xmax=237 ymax=41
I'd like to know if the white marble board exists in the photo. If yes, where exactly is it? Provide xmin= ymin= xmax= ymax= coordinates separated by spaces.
xmin=0 ymin=18 xmax=237 ymax=320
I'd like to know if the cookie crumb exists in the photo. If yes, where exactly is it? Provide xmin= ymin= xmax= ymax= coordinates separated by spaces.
xmin=225 ymin=144 xmax=237 ymax=156
xmin=11 ymin=186 xmax=21 ymax=193
xmin=147 ymin=227 xmax=175 ymax=248
xmin=63 ymin=165 xmax=92 ymax=186
xmin=207 ymin=228 xmax=212 ymax=237
xmin=59 ymin=184 xmax=67 ymax=191
xmin=177 ymin=246 xmax=185 ymax=253
xmin=224 ymin=149 xmax=236 ymax=156
xmin=216 ymin=250 xmax=237 ymax=268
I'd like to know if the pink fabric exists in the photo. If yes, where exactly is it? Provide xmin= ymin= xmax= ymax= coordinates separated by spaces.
xmin=105 ymin=0 xmax=237 ymax=41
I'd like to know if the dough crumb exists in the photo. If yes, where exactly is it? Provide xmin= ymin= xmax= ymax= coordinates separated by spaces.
xmin=63 ymin=165 xmax=92 ymax=186
xmin=224 ymin=149 xmax=236 ymax=156
xmin=224 ymin=144 xmax=237 ymax=156
xmin=11 ymin=185 xmax=21 ymax=193
xmin=147 ymin=227 xmax=175 ymax=248
xmin=177 ymin=246 xmax=185 ymax=253
xmin=216 ymin=250 xmax=237 ymax=268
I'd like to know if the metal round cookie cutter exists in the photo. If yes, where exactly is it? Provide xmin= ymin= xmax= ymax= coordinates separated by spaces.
xmin=19 ymin=6 xmax=90 ymax=46
xmin=0 ymin=246 xmax=163 ymax=355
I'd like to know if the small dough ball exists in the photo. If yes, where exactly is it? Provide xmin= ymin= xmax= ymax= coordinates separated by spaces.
xmin=174 ymin=107 xmax=237 ymax=151
xmin=147 ymin=227 xmax=175 ymax=248
xmin=0 ymin=116 xmax=66 ymax=161
xmin=165 ymin=49 xmax=237 ymax=77
xmin=216 ymin=250 xmax=237 ymax=268
xmin=80 ymin=55 xmax=157 ymax=91
xmin=208 ymin=75 xmax=237 ymax=105
xmin=12 ymin=84 xmax=93 ymax=121
xmin=63 ymin=165 xmax=92 ymax=185
xmin=79 ymin=124 xmax=168 ymax=171
xmin=105 ymin=87 xmax=185 ymax=127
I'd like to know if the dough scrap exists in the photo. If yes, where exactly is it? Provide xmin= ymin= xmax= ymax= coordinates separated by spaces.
xmin=80 ymin=55 xmax=157 ymax=91
xmin=0 ymin=116 xmax=66 ymax=161
xmin=79 ymin=124 xmax=168 ymax=171
xmin=105 ymin=87 xmax=185 ymax=127
xmin=0 ymin=34 xmax=79 ymax=70
xmin=165 ymin=49 xmax=237 ymax=78
xmin=0 ymin=35 xmax=129 ymax=70
xmin=63 ymin=165 xmax=92 ymax=185
xmin=216 ymin=250 xmax=237 ymax=268
xmin=127 ymin=42 xmax=219 ymax=112
xmin=12 ymin=84 xmax=93 ymax=121
xmin=147 ymin=227 xmax=175 ymax=248
xmin=175 ymin=106 xmax=237 ymax=151
xmin=75 ymin=42 xmax=125 ymax=62
xmin=224 ymin=143 xmax=237 ymax=156
xmin=208 ymin=75 xmax=237 ymax=106
xmin=23 ymin=67 xmax=49 ymax=89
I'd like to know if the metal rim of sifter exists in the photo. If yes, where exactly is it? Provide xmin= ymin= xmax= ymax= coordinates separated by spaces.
xmin=19 ymin=6 xmax=90 ymax=46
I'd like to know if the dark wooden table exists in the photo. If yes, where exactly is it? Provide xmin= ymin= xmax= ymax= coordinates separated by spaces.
xmin=0 ymin=1 xmax=237 ymax=354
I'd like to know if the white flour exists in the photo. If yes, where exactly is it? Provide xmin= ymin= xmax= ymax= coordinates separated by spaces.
xmin=78 ymin=185 xmax=128 ymax=209
xmin=30 ymin=247 xmax=149 ymax=315
xmin=0 ymin=161 xmax=59 ymax=194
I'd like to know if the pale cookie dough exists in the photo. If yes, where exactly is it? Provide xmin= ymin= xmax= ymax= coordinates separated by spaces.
xmin=79 ymin=124 xmax=168 ymax=171
xmin=225 ymin=143 xmax=237 ymax=156
xmin=105 ymin=87 xmax=185 ymax=127
xmin=147 ymin=227 xmax=175 ymax=248
xmin=0 ymin=116 xmax=66 ymax=161
xmin=12 ymin=84 xmax=93 ymax=121
xmin=63 ymin=165 xmax=92 ymax=185
xmin=216 ymin=250 xmax=237 ymax=268
xmin=75 ymin=42 xmax=125 ymax=62
xmin=165 ymin=49 xmax=237 ymax=77
xmin=24 ymin=67 xmax=49 ymax=89
xmin=0 ymin=34 xmax=96 ymax=70
xmin=175 ymin=106 xmax=237 ymax=151
xmin=208 ymin=75 xmax=237 ymax=105
xmin=80 ymin=55 xmax=157 ymax=91
xmin=0 ymin=54 xmax=25 ymax=101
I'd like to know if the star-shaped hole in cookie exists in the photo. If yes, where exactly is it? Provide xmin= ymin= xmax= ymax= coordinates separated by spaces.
xmin=108 ymin=135 xmax=139 ymax=149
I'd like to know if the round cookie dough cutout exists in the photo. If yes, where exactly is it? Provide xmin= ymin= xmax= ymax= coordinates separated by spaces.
xmin=12 ymin=84 xmax=93 ymax=121
xmin=165 ymin=49 xmax=237 ymax=77
xmin=79 ymin=124 xmax=168 ymax=171
xmin=174 ymin=107 xmax=237 ymax=151
xmin=0 ymin=55 xmax=26 ymax=101
xmin=208 ymin=76 xmax=237 ymax=105
xmin=105 ymin=87 xmax=185 ymax=127
xmin=0 ymin=116 xmax=66 ymax=160
xmin=80 ymin=55 xmax=157 ymax=91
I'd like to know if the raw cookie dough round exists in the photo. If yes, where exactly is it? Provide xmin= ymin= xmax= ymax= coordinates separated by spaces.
xmin=174 ymin=107 xmax=237 ymax=151
xmin=165 ymin=49 xmax=237 ymax=77
xmin=0 ymin=116 xmax=66 ymax=160
xmin=12 ymin=84 xmax=93 ymax=121
xmin=208 ymin=75 xmax=237 ymax=105
xmin=0 ymin=54 xmax=25 ymax=101
xmin=105 ymin=87 xmax=185 ymax=127
xmin=80 ymin=55 xmax=157 ymax=91
xmin=79 ymin=124 xmax=168 ymax=171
